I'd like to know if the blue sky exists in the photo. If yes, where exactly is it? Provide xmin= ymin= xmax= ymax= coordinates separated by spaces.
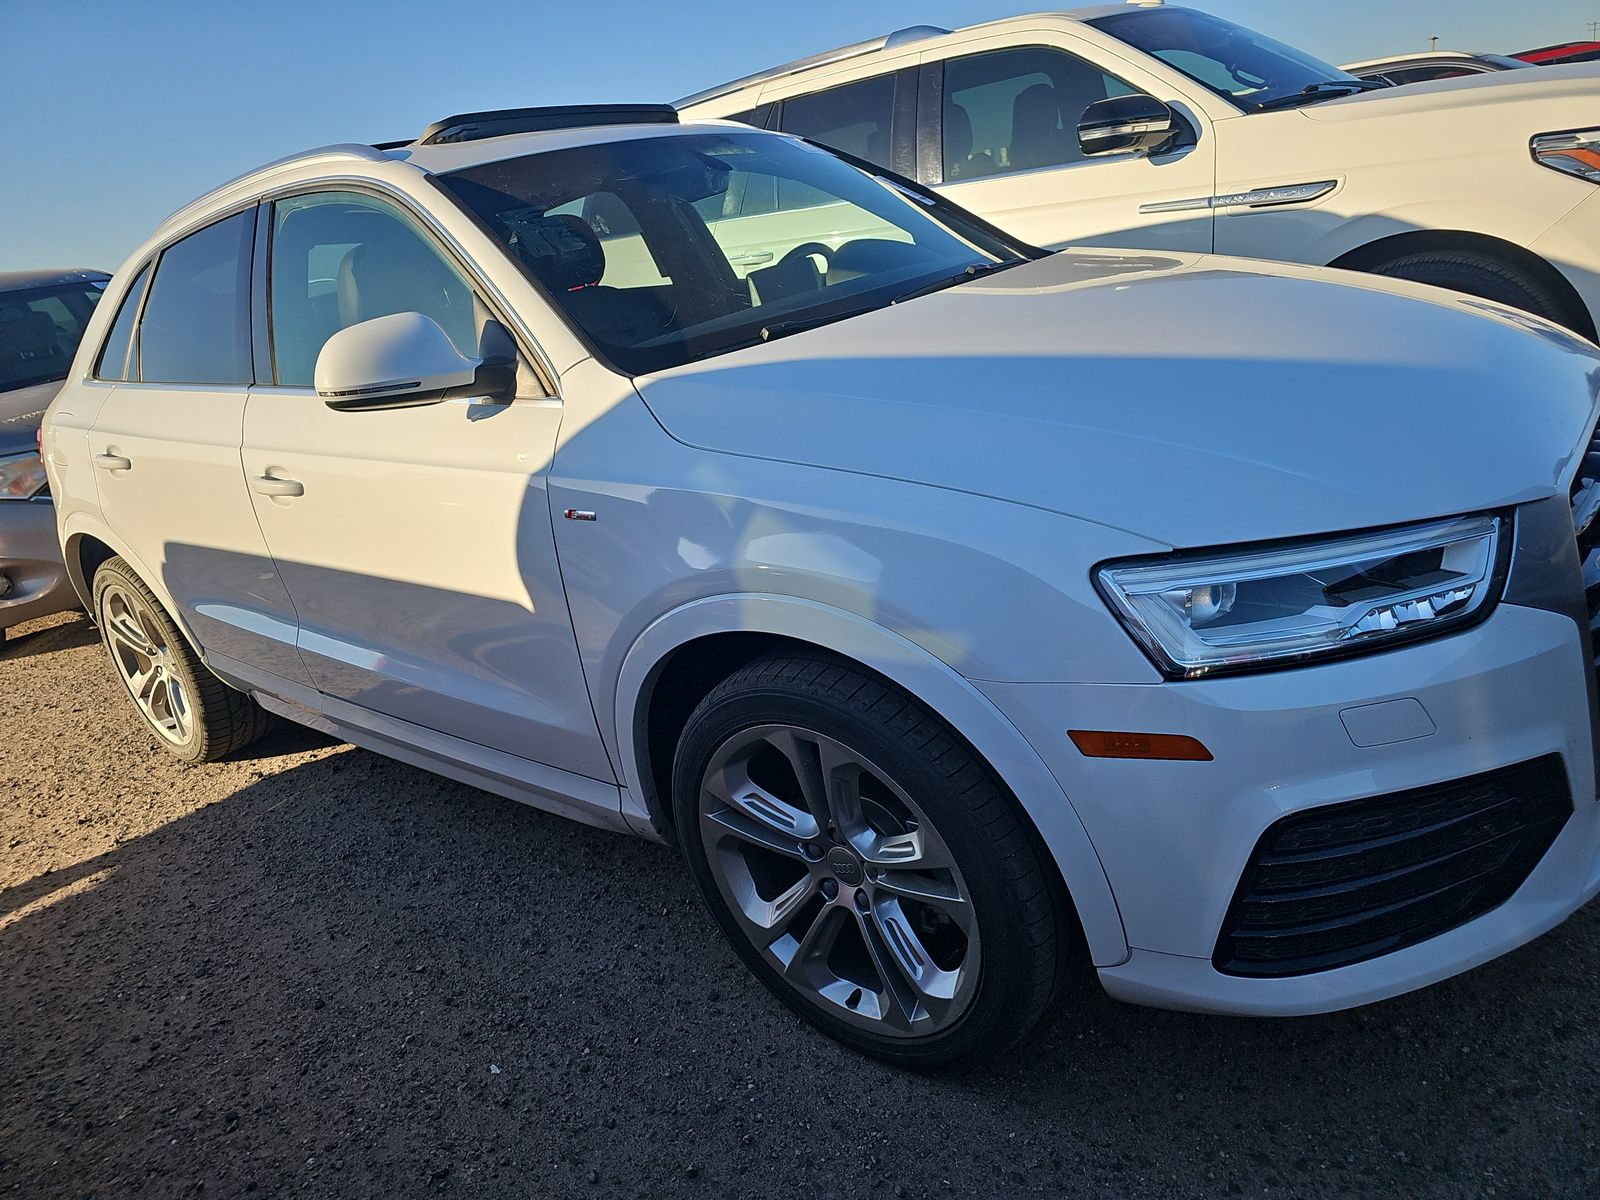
xmin=3 ymin=0 xmax=1595 ymax=271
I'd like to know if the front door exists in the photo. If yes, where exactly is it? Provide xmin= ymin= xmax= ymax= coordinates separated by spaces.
xmin=241 ymin=189 xmax=611 ymax=782
xmin=87 ymin=208 xmax=312 ymax=684
xmin=924 ymin=43 xmax=1217 ymax=253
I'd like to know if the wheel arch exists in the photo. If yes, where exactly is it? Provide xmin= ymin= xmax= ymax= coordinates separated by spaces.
xmin=1329 ymin=229 xmax=1597 ymax=341
xmin=60 ymin=518 xmax=201 ymax=651
xmin=613 ymin=594 xmax=1130 ymax=967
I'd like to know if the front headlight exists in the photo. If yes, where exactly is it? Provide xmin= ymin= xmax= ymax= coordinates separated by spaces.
xmin=1097 ymin=515 xmax=1506 ymax=679
xmin=0 ymin=452 xmax=50 ymax=500
xmin=1532 ymin=129 xmax=1600 ymax=184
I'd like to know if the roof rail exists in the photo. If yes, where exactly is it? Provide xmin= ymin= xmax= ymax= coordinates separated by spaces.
xmin=674 ymin=25 xmax=951 ymax=109
xmin=417 ymin=104 xmax=679 ymax=146
xmin=160 ymin=143 xmax=392 ymax=231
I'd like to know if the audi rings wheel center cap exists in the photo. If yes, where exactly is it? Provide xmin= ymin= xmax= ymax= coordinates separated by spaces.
xmin=826 ymin=846 xmax=865 ymax=887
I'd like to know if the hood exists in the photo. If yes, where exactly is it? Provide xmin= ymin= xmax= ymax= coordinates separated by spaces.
xmin=635 ymin=251 xmax=1600 ymax=549
xmin=0 ymin=379 xmax=62 ymax=458
xmin=1299 ymin=61 xmax=1599 ymax=125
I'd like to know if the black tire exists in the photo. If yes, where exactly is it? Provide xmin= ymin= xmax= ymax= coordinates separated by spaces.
xmin=672 ymin=654 xmax=1065 ymax=1067
xmin=1368 ymin=249 xmax=1573 ymax=328
xmin=92 ymin=556 xmax=272 ymax=762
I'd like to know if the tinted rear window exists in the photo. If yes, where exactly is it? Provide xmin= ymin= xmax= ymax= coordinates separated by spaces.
xmin=137 ymin=210 xmax=255 ymax=385
xmin=94 ymin=266 xmax=150 ymax=382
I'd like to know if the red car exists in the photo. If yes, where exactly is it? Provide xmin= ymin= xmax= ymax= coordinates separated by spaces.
xmin=1515 ymin=41 xmax=1600 ymax=65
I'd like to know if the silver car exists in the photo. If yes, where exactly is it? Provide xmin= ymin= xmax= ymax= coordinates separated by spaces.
xmin=0 ymin=268 xmax=109 ymax=639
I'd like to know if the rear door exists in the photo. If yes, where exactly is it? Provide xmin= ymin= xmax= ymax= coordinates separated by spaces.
xmin=86 ymin=208 xmax=312 ymax=684
xmin=920 ymin=42 xmax=1217 ymax=253
xmin=241 ymin=188 xmax=611 ymax=782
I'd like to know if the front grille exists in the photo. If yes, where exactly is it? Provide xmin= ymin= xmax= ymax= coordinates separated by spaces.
xmin=1214 ymin=755 xmax=1572 ymax=978
xmin=1570 ymin=425 xmax=1600 ymax=689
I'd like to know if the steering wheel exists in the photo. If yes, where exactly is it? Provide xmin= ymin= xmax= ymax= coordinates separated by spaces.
xmin=775 ymin=241 xmax=834 ymax=278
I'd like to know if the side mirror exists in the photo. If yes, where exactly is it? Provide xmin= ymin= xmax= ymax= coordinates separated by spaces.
xmin=314 ymin=312 xmax=514 ymax=412
xmin=1078 ymin=94 xmax=1178 ymax=158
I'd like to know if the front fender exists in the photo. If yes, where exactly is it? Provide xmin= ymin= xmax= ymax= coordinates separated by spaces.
xmin=613 ymin=593 xmax=1130 ymax=968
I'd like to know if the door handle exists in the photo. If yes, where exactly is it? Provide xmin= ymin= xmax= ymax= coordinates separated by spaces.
xmin=251 ymin=475 xmax=304 ymax=498
xmin=730 ymin=251 xmax=775 ymax=266
xmin=95 ymin=453 xmax=132 ymax=472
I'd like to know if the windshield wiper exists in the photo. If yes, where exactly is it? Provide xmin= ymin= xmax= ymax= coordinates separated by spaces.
xmin=725 ymin=260 xmax=1031 ymax=353
xmin=891 ymin=259 xmax=1028 ymax=305
xmin=754 ymin=302 xmax=889 ymax=345
xmin=1256 ymin=80 xmax=1385 ymax=112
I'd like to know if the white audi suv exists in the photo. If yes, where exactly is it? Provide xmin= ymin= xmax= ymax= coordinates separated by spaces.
xmin=44 ymin=105 xmax=1600 ymax=1064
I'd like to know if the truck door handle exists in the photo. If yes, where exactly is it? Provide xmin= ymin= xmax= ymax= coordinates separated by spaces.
xmin=730 ymin=251 xmax=775 ymax=266
xmin=95 ymin=453 xmax=132 ymax=472
xmin=251 ymin=475 xmax=304 ymax=498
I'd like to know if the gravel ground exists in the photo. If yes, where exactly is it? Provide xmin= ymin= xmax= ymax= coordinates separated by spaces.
xmin=2 ymin=608 xmax=1598 ymax=1200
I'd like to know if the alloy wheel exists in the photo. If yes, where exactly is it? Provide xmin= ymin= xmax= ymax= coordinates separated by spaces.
xmin=697 ymin=724 xmax=981 ymax=1037
xmin=100 ymin=581 xmax=192 ymax=747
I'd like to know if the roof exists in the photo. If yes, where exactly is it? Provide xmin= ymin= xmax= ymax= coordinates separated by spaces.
xmin=1517 ymin=40 xmax=1600 ymax=57
xmin=1341 ymin=51 xmax=1529 ymax=74
xmin=401 ymin=118 xmax=745 ymax=174
xmin=0 ymin=268 xmax=110 ymax=293
xmin=1343 ymin=51 xmax=1492 ymax=69
xmin=673 ymin=7 xmax=1146 ymax=109
xmin=143 ymin=118 xmax=762 ymax=252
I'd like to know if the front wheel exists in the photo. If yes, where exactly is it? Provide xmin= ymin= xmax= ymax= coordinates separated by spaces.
xmin=672 ymin=655 xmax=1064 ymax=1066
xmin=92 ymin=556 xmax=272 ymax=762
xmin=1369 ymin=249 xmax=1573 ymax=329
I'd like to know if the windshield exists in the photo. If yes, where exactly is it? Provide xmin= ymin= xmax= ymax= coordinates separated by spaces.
xmin=438 ymin=131 xmax=1033 ymax=375
xmin=0 ymin=279 xmax=106 ymax=392
xmin=1089 ymin=7 xmax=1365 ymax=112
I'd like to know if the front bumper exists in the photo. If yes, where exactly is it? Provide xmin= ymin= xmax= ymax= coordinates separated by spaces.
xmin=978 ymin=600 xmax=1600 ymax=1016
xmin=0 ymin=498 xmax=76 ymax=631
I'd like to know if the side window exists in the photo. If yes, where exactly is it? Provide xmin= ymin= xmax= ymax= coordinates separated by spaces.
xmin=137 ymin=210 xmax=255 ymax=385
xmin=778 ymin=74 xmax=898 ymax=169
xmin=269 ymin=191 xmax=484 ymax=387
xmin=94 ymin=266 xmax=150 ymax=381
xmin=941 ymin=47 xmax=1136 ymax=179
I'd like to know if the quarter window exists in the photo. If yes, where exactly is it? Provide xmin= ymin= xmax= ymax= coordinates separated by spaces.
xmin=940 ymin=47 xmax=1136 ymax=180
xmin=94 ymin=266 xmax=150 ymax=382
xmin=268 ymin=191 xmax=483 ymax=387
xmin=778 ymin=74 xmax=898 ymax=169
xmin=137 ymin=210 xmax=255 ymax=385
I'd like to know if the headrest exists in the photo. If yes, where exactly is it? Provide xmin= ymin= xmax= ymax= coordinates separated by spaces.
xmin=336 ymin=219 xmax=461 ymax=327
xmin=503 ymin=210 xmax=605 ymax=292
xmin=1 ymin=309 xmax=62 ymax=360
xmin=944 ymin=101 xmax=974 ymax=160
xmin=1012 ymin=83 xmax=1061 ymax=140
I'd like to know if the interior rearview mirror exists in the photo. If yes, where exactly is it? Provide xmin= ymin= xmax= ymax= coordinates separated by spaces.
xmin=314 ymin=312 xmax=515 ymax=412
xmin=1078 ymin=94 xmax=1179 ymax=158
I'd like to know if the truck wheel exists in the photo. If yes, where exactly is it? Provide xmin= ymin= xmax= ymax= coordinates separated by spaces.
xmin=1369 ymin=250 xmax=1572 ymax=328
xmin=672 ymin=654 xmax=1064 ymax=1066
xmin=92 ymin=556 xmax=272 ymax=762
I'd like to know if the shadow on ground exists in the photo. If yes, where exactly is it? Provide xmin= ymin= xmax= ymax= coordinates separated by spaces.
xmin=1 ymin=609 xmax=97 ymax=661
xmin=2 ymin=692 xmax=1597 ymax=1197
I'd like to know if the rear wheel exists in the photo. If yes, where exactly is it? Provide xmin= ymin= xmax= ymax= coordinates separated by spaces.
xmin=1369 ymin=249 xmax=1573 ymax=328
xmin=92 ymin=556 xmax=272 ymax=762
xmin=672 ymin=655 xmax=1063 ymax=1066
